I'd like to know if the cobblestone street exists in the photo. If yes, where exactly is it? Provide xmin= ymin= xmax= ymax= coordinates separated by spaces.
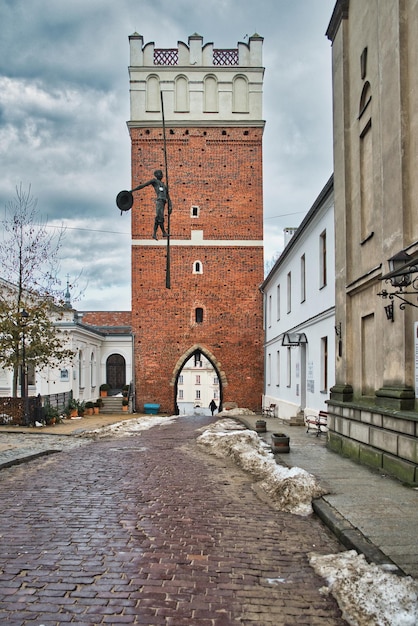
xmin=0 ymin=415 xmax=347 ymax=625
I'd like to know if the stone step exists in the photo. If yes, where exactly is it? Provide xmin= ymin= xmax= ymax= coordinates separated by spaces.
xmin=100 ymin=397 xmax=124 ymax=413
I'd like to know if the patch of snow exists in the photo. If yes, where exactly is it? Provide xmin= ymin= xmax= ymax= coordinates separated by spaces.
xmin=309 ymin=550 xmax=418 ymax=626
xmin=217 ymin=408 xmax=257 ymax=417
xmin=78 ymin=415 xmax=178 ymax=438
xmin=197 ymin=418 xmax=326 ymax=516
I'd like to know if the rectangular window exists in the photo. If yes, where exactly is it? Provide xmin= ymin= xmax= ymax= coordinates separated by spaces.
xmin=277 ymin=285 xmax=281 ymax=321
xmin=213 ymin=376 xmax=219 ymax=385
xmin=320 ymin=230 xmax=327 ymax=287
xmin=287 ymin=347 xmax=291 ymax=387
xmin=267 ymin=353 xmax=271 ymax=386
xmin=178 ymin=389 xmax=183 ymax=399
xmin=276 ymin=350 xmax=280 ymax=386
xmin=195 ymin=389 xmax=201 ymax=399
xmin=301 ymin=254 xmax=306 ymax=302
xmin=196 ymin=375 xmax=200 ymax=385
xmin=268 ymin=294 xmax=272 ymax=327
xmin=287 ymin=272 xmax=292 ymax=313
xmin=178 ymin=375 xmax=183 ymax=385
xmin=321 ymin=336 xmax=328 ymax=392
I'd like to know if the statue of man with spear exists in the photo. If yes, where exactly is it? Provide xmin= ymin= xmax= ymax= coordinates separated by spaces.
xmin=131 ymin=169 xmax=172 ymax=240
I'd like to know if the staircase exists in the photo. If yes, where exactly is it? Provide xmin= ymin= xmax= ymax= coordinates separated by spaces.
xmin=100 ymin=396 xmax=124 ymax=414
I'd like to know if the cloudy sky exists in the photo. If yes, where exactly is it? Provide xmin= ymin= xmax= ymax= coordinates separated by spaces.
xmin=0 ymin=0 xmax=336 ymax=310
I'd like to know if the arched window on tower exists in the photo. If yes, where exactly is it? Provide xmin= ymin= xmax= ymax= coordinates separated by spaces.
xmin=146 ymin=75 xmax=160 ymax=112
xmin=175 ymin=75 xmax=189 ymax=112
xmin=195 ymin=307 xmax=204 ymax=324
xmin=193 ymin=260 xmax=203 ymax=274
xmin=204 ymin=75 xmax=218 ymax=112
xmin=233 ymin=75 xmax=249 ymax=113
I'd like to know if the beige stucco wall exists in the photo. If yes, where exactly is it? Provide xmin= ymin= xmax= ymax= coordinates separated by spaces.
xmin=330 ymin=0 xmax=418 ymax=399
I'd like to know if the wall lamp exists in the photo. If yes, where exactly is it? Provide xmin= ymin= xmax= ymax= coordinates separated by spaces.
xmin=377 ymin=250 xmax=418 ymax=315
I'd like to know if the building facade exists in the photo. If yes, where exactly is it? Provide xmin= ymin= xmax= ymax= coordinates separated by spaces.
xmin=261 ymin=177 xmax=335 ymax=422
xmin=326 ymin=0 xmax=418 ymax=484
xmin=0 ymin=288 xmax=133 ymax=406
xmin=177 ymin=353 xmax=220 ymax=416
xmin=128 ymin=33 xmax=265 ymax=414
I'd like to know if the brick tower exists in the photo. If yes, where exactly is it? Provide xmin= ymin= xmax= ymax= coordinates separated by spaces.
xmin=128 ymin=33 xmax=265 ymax=413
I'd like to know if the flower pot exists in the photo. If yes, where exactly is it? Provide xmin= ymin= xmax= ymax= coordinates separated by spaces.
xmin=271 ymin=433 xmax=290 ymax=454
xmin=100 ymin=390 xmax=108 ymax=397
xmin=122 ymin=405 xmax=128 ymax=412
xmin=93 ymin=407 xmax=99 ymax=415
xmin=255 ymin=419 xmax=267 ymax=433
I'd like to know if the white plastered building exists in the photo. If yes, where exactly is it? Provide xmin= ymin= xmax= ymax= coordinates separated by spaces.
xmin=261 ymin=176 xmax=335 ymax=422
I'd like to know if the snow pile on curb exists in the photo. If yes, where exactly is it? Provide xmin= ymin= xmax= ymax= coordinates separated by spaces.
xmin=309 ymin=550 xmax=418 ymax=626
xmin=77 ymin=415 xmax=178 ymax=438
xmin=197 ymin=418 xmax=326 ymax=516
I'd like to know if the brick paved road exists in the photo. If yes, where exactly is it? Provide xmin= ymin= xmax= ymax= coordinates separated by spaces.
xmin=0 ymin=415 xmax=347 ymax=625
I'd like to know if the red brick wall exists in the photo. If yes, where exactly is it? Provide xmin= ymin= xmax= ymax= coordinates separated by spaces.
xmin=131 ymin=126 xmax=264 ymax=413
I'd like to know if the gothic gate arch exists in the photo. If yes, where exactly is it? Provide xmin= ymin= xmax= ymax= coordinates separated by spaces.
xmin=171 ymin=344 xmax=227 ymax=415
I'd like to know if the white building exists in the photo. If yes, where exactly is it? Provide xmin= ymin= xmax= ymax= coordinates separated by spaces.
xmin=0 ymin=279 xmax=133 ymax=406
xmin=261 ymin=176 xmax=335 ymax=422
xmin=177 ymin=353 xmax=219 ymax=416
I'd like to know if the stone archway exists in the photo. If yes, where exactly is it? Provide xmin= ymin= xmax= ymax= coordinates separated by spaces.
xmin=171 ymin=344 xmax=227 ymax=415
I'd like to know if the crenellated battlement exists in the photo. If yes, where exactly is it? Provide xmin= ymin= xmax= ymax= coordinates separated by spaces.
xmin=129 ymin=32 xmax=263 ymax=68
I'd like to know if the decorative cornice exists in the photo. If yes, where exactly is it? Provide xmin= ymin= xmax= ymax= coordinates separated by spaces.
xmin=326 ymin=0 xmax=349 ymax=43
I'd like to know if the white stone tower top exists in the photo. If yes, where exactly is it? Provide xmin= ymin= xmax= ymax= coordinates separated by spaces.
xmin=128 ymin=33 xmax=264 ymax=127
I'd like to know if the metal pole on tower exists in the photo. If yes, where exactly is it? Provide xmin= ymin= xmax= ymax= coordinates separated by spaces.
xmin=160 ymin=90 xmax=171 ymax=289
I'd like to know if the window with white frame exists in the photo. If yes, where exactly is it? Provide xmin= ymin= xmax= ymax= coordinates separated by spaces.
xmin=320 ymin=230 xmax=327 ymax=288
xmin=301 ymin=254 xmax=306 ymax=302
xmin=287 ymin=272 xmax=292 ymax=313
xmin=193 ymin=260 xmax=203 ymax=274
xmin=277 ymin=284 xmax=281 ymax=321
xmin=178 ymin=389 xmax=184 ymax=399
xmin=191 ymin=205 xmax=200 ymax=218
xmin=267 ymin=352 xmax=271 ymax=386
xmin=276 ymin=350 xmax=280 ymax=386
xmin=287 ymin=347 xmax=291 ymax=387
xmin=268 ymin=294 xmax=272 ymax=327
xmin=321 ymin=336 xmax=328 ymax=392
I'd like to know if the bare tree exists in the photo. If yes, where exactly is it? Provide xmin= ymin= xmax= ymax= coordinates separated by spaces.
xmin=0 ymin=184 xmax=75 ymax=396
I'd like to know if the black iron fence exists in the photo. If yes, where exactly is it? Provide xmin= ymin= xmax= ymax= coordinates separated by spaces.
xmin=0 ymin=391 xmax=73 ymax=426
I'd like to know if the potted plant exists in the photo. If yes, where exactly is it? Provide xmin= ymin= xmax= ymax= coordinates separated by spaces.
xmin=85 ymin=401 xmax=94 ymax=416
xmin=100 ymin=383 xmax=111 ymax=397
xmin=93 ymin=401 xmax=100 ymax=414
xmin=44 ymin=404 xmax=59 ymax=426
xmin=122 ymin=398 xmax=129 ymax=412
xmin=122 ymin=385 xmax=129 ymax=398
xmin=96 ymin=397 xmax=104 ymax=409
xmin=77 ymin=400 xmax=85 ymax=417
xmin=271 ymin=432 xmax=290 ymax=453
xmin=64 ymin=398 xmax=79 ymax=419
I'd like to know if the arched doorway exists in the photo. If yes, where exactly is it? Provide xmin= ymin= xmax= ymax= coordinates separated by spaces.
xmin=106 ymin=354 xmax=126 ymax=393
xmin=172 ymin=346 xmax=225 ymax=416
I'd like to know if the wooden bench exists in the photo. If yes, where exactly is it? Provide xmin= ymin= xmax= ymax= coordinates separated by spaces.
xmin=262 ymin=403 xmax=277 ymax=418
xmin=305 ymin=410 xmax=328 ymax=436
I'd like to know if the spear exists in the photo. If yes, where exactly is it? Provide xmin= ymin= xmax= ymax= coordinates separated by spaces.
xmin=160 ymin=90 xmax=171 ymax=289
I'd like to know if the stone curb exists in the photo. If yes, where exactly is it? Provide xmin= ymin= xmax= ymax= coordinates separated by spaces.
xmin=234 ymin=414 xmax=407 ymax=577
xmin=312 ymin=499 xmax=404 ymax=576
xmin=0 ymin=449 xmax=60 ymax=471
